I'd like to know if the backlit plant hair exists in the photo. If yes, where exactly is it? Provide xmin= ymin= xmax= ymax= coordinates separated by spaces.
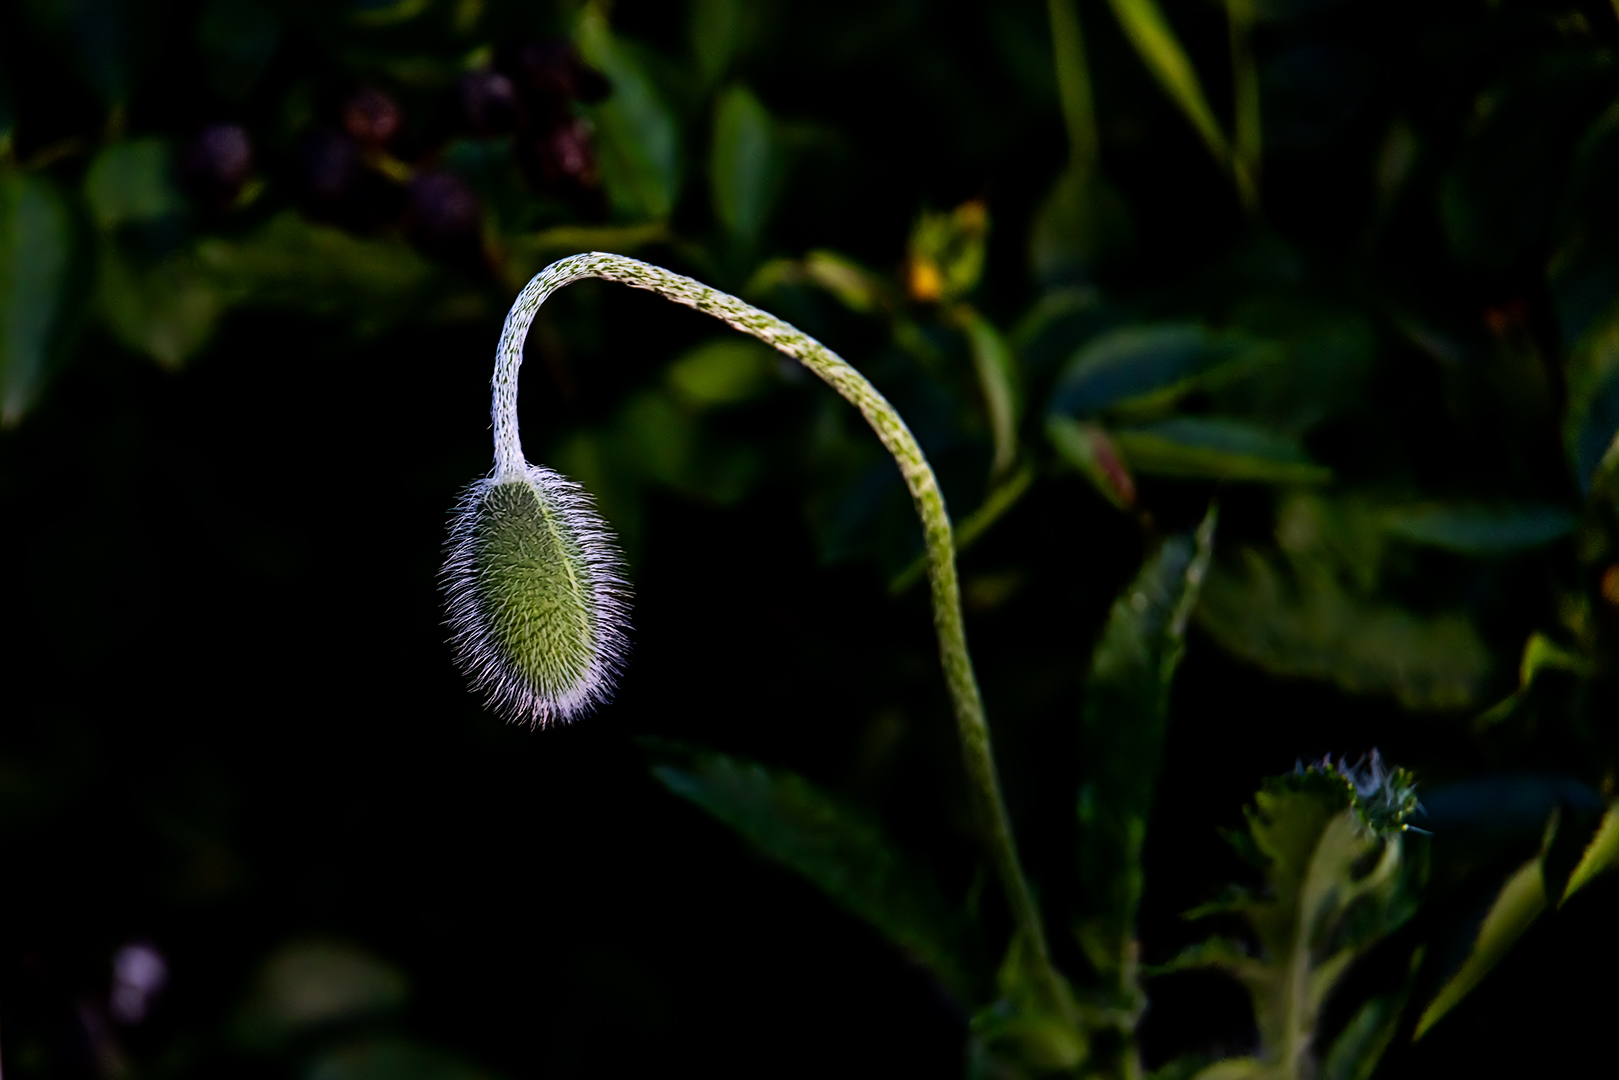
xmin=442 ymin=252 xmax=1069 ymax=1007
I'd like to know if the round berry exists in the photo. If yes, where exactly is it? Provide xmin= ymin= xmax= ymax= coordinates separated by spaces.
xmin=341 ymin=86 xmax=402 ymax=146
xmin=459 ymin=69 xmax=521 ymax=137
xmin=179 ymin=124 xmax=254 ymax=208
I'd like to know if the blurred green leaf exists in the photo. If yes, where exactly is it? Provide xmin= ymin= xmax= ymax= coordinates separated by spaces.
xmin=1197 ymin=548 xmax=1489 ymax=710
xmin=958 ymin=308 xmax=1019 ymax=478
xmin=235 ymin=939 xmax=408 ymax=1049
xmin=970 ymin=928 xmax=1088 ymax=1075
xmin=710 ymin=85 xmax=777 ymax=245
xmin=1561 ymin=801 xmax=1619 ymax=905
xmin=1077 ymin=509 xmax=1216 ymax=996
xmin=1563 ymin=304 xmax=1619 ymax=493
xmin=197 ymin=211 xmax=439 ymax=325
xmin=0 ymin=171 xmax=72 ymax=426
xmin=1318 ymin=949 xmax=1422 ymax=1080
xmin=664 ymin=336 xmax=780 ymax=409
xmin=1048 ymin=0 xmax=1099 ymax=170
xmin=907 ymin=200 xmax=988 ymax=304
xmin=502 ymin=223 xmax=670 ymax=288
xmin=1114 ymin=418 xmax=1330 ymax=484
xmin=889 ymin=461 xmax=1036 ymax=594
xmin=1414 ymin=850 xmax=1546 ymax=1038
xmin=1167 ymin=763 xmax=1422 ymax=1080
xmin=1441 ymin=54 xmax=1611 ymax=271
xmin=348 ymin=0 xmax=430 ymax=27
xmin=748 ymin=249 xmax=890 ymax=313
xmin=1047 ymin=415 xmax=1137 ymax=510
xmin=97 ymin=243 xmax=222 ymax=368
xmin=577 ymin=5 xmax=682 ymax=222
xmin=1047 ymin=323 xmax=1264 ymax=420
xmin=1030 ymin=166 xmax=1132 ymax=284
xmin=85 ymin=139 xmax=183 ymax=230
xmin=1103 ymin=0 xmax=1232 ymax=172
xmin=196 ymin=0 xmax=279 ymax=99
xmin=1380 ymin=503 xmax=1575 ymax=554
xmin=690 ymin=0 xmax=743 ymax=86
xmin=648 ymin=745 xmax=986 ymax=1003
xmin=23 ymin=0 xmax=147 ymax=104
xmin=1214 ymin=297 xmax=1373 ymax=435
xmin=306 ymin=1040 xmax=494 ymax=1080
xmin=616 ymin=388 xmax=761 ymax=503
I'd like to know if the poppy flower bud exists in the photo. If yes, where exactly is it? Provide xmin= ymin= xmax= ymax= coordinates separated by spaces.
xmin=443 ymin=466 xmax=629 ymax=726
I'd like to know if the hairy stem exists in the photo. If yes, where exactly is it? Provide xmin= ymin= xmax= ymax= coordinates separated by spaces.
xmin=495 ymin=252 xmax=1063 ymax=1002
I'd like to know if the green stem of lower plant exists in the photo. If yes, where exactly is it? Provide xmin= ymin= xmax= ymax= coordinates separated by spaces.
xmin=497 ymin=252 xmax=1066 ymax=1005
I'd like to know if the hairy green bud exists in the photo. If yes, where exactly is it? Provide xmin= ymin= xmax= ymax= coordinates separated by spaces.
xmin=442 ymin=466 xmax=629 ymax=726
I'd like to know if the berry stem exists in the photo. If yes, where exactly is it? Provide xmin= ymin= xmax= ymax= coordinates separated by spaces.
xmin=494 ymin=253 xmax=1065 ymax=1003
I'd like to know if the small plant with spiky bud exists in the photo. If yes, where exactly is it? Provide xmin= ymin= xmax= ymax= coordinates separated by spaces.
xmin=439 ymin=252 xmax=1071 ymax=1019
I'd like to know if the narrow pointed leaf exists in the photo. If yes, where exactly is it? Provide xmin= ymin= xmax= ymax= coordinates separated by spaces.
xmin=1114 ymin=418 xmax=1330 ymax=484
xmin=1104 ymin=0 xmax=1231 ymax=166
xmin=710 ymin=85 xmax=776 ymax=244
xmin=960 ymin=308 xmax=1019 ymax=477
xmin=649 ymin=746 xmax=984 ymax=1002
xmin=1381 ymin=503 xmax=1576 ymax=554
xmin=1561 ymin=801 xmax=1619 ymax=904
xmin=0 ymin=172 xmax=72 ymax=426
xmin=1414 ymin=853 xmax=1547 ymax=1038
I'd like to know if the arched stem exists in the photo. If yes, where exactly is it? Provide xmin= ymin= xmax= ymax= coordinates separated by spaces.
xmin=495 ymin=253 xmax=1064 ymax=1004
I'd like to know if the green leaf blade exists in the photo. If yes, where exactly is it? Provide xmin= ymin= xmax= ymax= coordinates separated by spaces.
xmin=0 ymin=172 xmax=72 ymax=426
xmin=710 ymin=85 xmax=777 ymax=245
xmin=648 ymin=747 xmax=985 ymax=1002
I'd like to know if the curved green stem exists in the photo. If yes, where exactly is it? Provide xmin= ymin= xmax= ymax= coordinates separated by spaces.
xmin=496 ymin=252 xmax=1063 ymax=1002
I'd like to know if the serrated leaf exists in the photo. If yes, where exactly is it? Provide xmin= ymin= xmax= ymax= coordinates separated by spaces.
xmin=1380 ymin=503 xmax=1575 ymax=554
xmin=710 ymin=85 xmax=776 ymax=245
xmin=576 ymin=6 xmax=681 ymax=222
xmin=1561 ymin=801 xmax=1619 ymax=904
xmin=1177 ymin=766 xmax=1419 ymax=1080
xmin=1197 ymin=548 xmax=1489 ymax=710
xmin=1077 ymin=510 xmax=1216 ymax=989
xmin=648 ymin=746 xmax=984 ymax=1002
xmin=1114 ymin=418 xmax=1330 ymax=484
xmin=0 ymin=172 xmax=72 ymax=426
xmin=1414 ymin=853 xmax=1546 ymax=1038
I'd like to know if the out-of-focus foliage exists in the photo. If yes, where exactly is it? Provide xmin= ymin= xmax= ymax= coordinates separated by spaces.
xmin=4 ymin=0 xmax=1619 ymax=1077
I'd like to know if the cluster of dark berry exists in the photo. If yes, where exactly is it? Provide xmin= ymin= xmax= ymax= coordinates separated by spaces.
xmin=177 ymin=40 xmax=612 ymax=272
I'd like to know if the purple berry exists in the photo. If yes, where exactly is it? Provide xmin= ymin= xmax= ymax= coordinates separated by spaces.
xmin=296 ymin=127 xmax=363 ymax=203
xmin=459 ymin=69 xmax=521 ymax=137
xmin=180 ymin=124 xmax=254 ymax=208
xmin=407 ymin=170 xmax=482 ymax=263
xmin=341 ymin=86 xmax=402 ymax=146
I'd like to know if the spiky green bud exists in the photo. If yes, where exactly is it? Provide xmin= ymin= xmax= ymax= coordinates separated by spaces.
xmin=442 ymin=466 xmax=629 ymax=726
